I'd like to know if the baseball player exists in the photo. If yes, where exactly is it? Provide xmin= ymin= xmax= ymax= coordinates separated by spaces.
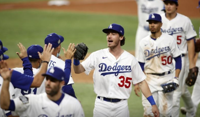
xmin=137 ymin=13 xmax=182 ymax=116
xmin=44 ymin=33 xmax=76 ymax=98
xmin=135 ymin=0 xmax=164 ymax=58
xmin=0 ymin=66 xmax=84 ymax=117
xmin=180 ymin=38 xmax=200 ymax=116
xmin=73 ymin=23 xmax=159 ymax=117
xmin=160 ymin=0 xmax=197 ymax=116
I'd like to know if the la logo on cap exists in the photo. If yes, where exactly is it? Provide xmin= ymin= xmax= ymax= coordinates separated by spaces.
xmin=152 ymin=14 xmax=155 ymax=18
xmin=50 ymin=67 xmax=55 ymax=73
xmin=109 ymin=24 xmax=112 ymax=29
xmin=58 ymin=39 xmax=60 ymax=44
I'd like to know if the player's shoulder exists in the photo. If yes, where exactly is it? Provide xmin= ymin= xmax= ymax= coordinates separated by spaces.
xmin=50 ymin=55 xmax=64 ymax=62
xmin=161 ymin=33 xmax=174 ymax=41
xmin=176 ymin=13 xmax=192 ymax=22
xmin=13 ymin=67 xmax=24 ymax=73
xmin=91 ymin=48 xmax=108 ymax=55
xmin=63 ymin=93 xmax=80 ymax=103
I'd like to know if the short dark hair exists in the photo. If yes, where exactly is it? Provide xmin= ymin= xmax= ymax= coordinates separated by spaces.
xmin=164 ymin=1 xmax=178 ymax=6
xmin=120 ymin=36 xmax=125 ymax=46
xmin=28 ymin=58 xmax=40 ymax=62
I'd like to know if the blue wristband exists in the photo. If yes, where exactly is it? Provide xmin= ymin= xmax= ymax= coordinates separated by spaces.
xmin=73 ymin=59 xmax=80 ymax=66
xmin=147 ymin=95 xmax=156 ymax=105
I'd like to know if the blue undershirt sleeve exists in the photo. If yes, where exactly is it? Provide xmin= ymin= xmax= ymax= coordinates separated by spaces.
xmin=11 ymin=70 xmax=34 ymax=90
xmin=62 ymin=84 xmax=77 ymax=98
xmin=8 ymin=100 xmax=15 ymax=111
xmin=174 ymin=55 xmax=182 ymax=70
xmin=22 ymin=57 xmax=33 ymax=76
xmin=139 ymin=62 xmax=145 ymax=71
xmin=64 ymin=60 xmax=71 ymax=85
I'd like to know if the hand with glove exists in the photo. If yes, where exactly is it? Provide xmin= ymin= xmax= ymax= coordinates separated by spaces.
xmin=161 ymin=77 xmax=179 ymax=93
xmin=74 ymin=43 xmax=88 ymax=60
xmin=186 ymin=66 xmax=199 ymax=86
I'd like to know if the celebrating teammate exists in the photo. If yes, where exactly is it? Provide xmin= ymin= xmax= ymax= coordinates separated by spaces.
xmin=137 ymin=13 xmax=182 ymax=116
xmin=0 ymin=43 xmax=84 ymax=117
xmin=73 ymin=23 xmax=159 ymax=117
xmin=44 ymin=33 xmax=76 ymax=98
xmin=160 ymin=0 xmax=197 ymax=116
xmin=135 ymin=0 xmax=164 ymax=58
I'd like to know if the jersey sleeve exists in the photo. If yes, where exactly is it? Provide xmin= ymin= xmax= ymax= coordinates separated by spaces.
xmin=185 ymin=18 xmax=197 ymax=40
xmin=136 ymin=42 xmax=145 ymax=62
xmin=170 ymin=36 xmax=182 ymax=58
xmin=132 ymin=59 xmax=146 ymax=84
xmin=81 ymin=52 xmax=96 ymax=75
xmin=11 ymin=70 xmax=34 ymax=90
xmin=74 ymin=100 xmax=85 ymax=117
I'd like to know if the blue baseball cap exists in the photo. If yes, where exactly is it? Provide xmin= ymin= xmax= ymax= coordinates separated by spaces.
xmin=27 ymin=45 xmax=43 ymax=59
xmin=44 ymin=33 xmax=64 ymax=48
xmin=0 ymin=50 xmax=9 ymax=61
xmin=42 ymin=67 xmax=64 ymax=81
xmin=197 ymin=0 xmax=200 ymax=8
xmin=164 ymin=0 xmax=178 ymax=5
xmin=102 ymin=23 xmax=124 ymax=36
xmin=147 ymin=13 xmax=162 ymax=22
xmin=0 ymin=40 xmax=8 ymax=53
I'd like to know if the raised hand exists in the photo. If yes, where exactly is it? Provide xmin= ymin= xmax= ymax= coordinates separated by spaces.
xmin=62 ymin=43 xmax=76 ymax=60
xmin=38 ymin=43 xmax=54 ymax=62
xmin=16 ymin=43 xmax=27 ymax=59
xmin=0 ymin=68 xmax=13 ymax=81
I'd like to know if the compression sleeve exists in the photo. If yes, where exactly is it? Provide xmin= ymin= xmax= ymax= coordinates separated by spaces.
xmin=22 ymin=57 xmax=33 ymax=76
xmin=62 ymin=84 xmax=77 ymax=98
xmin=64 ymin=59 xmax=71 ymax=85
xmin=174 ymin=55 xmax=182 ymax=70
xmin=11 ymin=70 xmax=34 ymax=90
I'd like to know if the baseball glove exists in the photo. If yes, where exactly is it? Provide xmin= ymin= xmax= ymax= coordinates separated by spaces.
xmin=185 ymin=67 xmax=199 ymax=87
xmin=195 ymin=38 xmax=200 ymax=52
xmin=161 ymin=78 xmax=179 ymax=93
xmin=74 ymin=43 xmax=88 ymax=60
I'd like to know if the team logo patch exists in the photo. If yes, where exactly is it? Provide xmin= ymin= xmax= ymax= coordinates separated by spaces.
xmin=50 ymin=67 xmax=55 ymax=73
xmin=151 ymin=14 xmax=155 ymax=18
xmin=58 ymin=39 xmax=60 ymax=44
xmin=29 ymin=55 xmax=32 ymax=58
xmin=19 ymin=95 xmax=29 ymax=104
xmin=109 ymin=24 xmax=112 ymax=29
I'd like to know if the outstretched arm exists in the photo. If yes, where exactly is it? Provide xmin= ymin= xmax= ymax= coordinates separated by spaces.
xmin=16 ymin=43 xmax=33 ymax=76
xmin=30 ymin=43 xmax=54 ymax=87
xmin=139 ymin=80 xmax=160 ymax=117
xmin=0 ymin=68 xmax=13 ymax=110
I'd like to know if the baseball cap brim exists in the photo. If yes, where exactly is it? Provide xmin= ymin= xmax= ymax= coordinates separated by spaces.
xmin=103 ymin=29 xmax=122 ymax=35
xmin=2 ymin=47 xmax=8 ymax=52
xmin=146 ymin=19 xmax=162 ymax=22
xmin=0 ymin=54 xmax=9 ymax=60
xmin=42 ymin=73 xmax=62 ymax=81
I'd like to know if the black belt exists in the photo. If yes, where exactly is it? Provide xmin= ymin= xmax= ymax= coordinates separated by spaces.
xmin=148 ymin=70 xmax=172 ymax=76
xmin=97 ymin=96 xmax=125 ymax=103
xmin=182 ymin=54 xmax=185 ymax=57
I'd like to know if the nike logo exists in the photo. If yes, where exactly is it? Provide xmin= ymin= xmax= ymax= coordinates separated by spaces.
xmin=42 ymin=107 xmax=47 ymax=109
xmin=102 ymin=57 xmax=107 ymax=59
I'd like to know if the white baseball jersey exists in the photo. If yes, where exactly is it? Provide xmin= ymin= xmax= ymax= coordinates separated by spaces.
xmin=161 ymin=13 xmax=197 ymax=54
xmin=135 ymin=0 xmax=164 ymax=57
xmin=0 ymin=76 xmax=15 ymax=117
xmin=12 ymin=93 xmax=84 ymax=117
xmin=137 ymin=33 xmax=181 ymax=92
xmin=137 ymin=33 xmax=181 ymax=73
xmin=13 ymin=67 xmax=45 ymax=98
xmin=81 ymin=48 xmax=146 ymax=99
xmin=49 ymin=55 xmax=74 ymax=84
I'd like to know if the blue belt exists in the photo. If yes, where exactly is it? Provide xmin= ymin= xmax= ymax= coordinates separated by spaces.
xmin=97 ymin=96 xmax=125 ymax=103
xmin=148 ymin=70 xmax=172 ymax=76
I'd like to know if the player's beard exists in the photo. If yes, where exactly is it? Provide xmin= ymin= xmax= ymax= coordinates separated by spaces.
xmin=45 ymin=84 xmax=60 ymax=97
